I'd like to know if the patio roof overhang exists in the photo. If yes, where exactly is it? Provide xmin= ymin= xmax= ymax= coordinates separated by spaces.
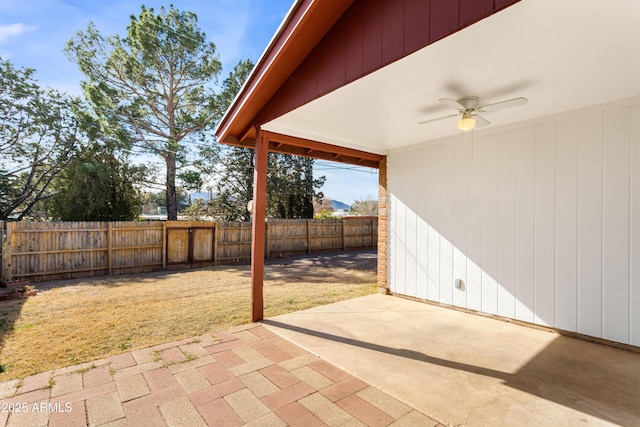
xmin=214 ymin=0 xmax=640 ymax=321
xmin=217 ymin=0 xmax=640 ymax=155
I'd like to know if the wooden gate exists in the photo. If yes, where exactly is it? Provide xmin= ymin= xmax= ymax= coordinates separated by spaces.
xmin=165 ymin=221 xmax=216 ymax=267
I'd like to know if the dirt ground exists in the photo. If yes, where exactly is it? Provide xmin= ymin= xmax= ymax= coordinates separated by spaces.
xmin=0 ymin=250 xmax=377 ymax=381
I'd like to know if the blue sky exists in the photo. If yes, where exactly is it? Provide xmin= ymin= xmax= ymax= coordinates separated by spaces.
xmin=0 ymin=0 xmax=378 ymax=205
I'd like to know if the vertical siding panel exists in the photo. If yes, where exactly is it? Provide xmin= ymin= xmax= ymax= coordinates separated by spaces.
xmin=404 ymin=0 xmax=430 ymax=54
xmin=416 ymin=194 xmax=429 ymax=300
xmin=497 ymin=131 xmax=517 ymax=318
xmin=416 ymin=150 xmax=429 ymax=300
xmin=345 ymin=8 xmax=364 ymax=83
xmin=495 ymin=0 xmax=519 ymax=10
xmin=577 ymin=113 xmax=604 ymax=338
xmin=404 ymin=155 xmax=419 ymax=298
xmin=396 ymin=197 xmax=407 ymax=296
xmin=329 ymin=19 xmax=346 ymax=89
xmin=427 ymin=147 xmax=442 ymax=302
xmin=467 ymin=137 xmax=483 ymax=311
xmin=534 ymin=123 xmax=556 ymax=326
xmin=460 ymin=0 xmax=494 ymax=26
xmin=362 ymin=0 xmax=383 ymax=75
xmin=429 ymin=0 xmax=460 ymax=43
xmin=439 ymin=147 xmax=454 ymax=305
xmin=481 ymin=136 xmax=499 ymax=315
xmin=603 ymin=108 xmax=631 ymax=343
xmin=382 ymin=0 xmax=404 ymax=65
xmin=315 ymin=38 xmax=332 ymax=96
xmin=515 ymin=127 xmax=535 ymax=323
xmin=405 ymin=210 xmax=418 ymax=298
xmin=390 ymin=192 xmax=399 ymax=294
xmin=299 ymin=62 xmax=316 ymax=107
xmin=452 ymin=138 xmax=469 ymax=308
xmin=555 ymin=118 xmax=579 ymax=332
xmin=631 ymin=105 xmax=640 ymax=346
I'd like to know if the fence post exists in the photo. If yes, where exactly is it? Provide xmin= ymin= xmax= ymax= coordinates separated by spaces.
xmin=371 ymin=218 xmax=375 ymax=249
xmin=342 ymin=219 xmax=346 ymax=251
xmin=162 ymin=222 xmax=167 ymax=269
xmin=107 ymin=222 xmax=113 ymax=275
xmin=265 ymin=222 xmax=270 ymax=258
xmin=5 ymin=222 xmax=12 ymax=282
xmin=213 ymin=223 xmax=217 ymax=264
xmin=307 ymin=220 xmax=311 ymax=254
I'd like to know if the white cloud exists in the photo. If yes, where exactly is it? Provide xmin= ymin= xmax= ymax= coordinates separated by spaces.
xmin=0 ymin=23 xmax=37 ymax=44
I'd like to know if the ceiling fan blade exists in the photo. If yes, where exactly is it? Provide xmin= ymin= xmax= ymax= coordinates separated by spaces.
xmin=439 ymin=98 xmax=465 ymax=111
xmin=479 ymin=97 xmax=528 ymax=113
xmin=418 ymin=113 xmax=458 ymax=125
xmin=474 ymin=114 xmax=491 ymax=128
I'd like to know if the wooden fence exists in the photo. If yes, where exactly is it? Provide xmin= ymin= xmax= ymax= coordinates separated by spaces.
xmin=0 ymin=218 xmax=377 ymax=283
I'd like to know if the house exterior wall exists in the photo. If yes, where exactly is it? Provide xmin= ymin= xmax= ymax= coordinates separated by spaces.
xmin=387 ymin=97 xmax=640 ymax=346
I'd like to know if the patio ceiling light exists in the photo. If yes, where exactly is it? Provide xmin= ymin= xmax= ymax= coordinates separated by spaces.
xmin=457 ymin=113 xmax=476 ymax=131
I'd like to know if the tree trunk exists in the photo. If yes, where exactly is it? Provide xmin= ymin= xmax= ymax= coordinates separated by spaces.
xmin=166 ymin=152 xmax=178 ymax=220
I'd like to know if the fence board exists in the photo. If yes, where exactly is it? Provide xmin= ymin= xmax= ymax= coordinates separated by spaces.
xmin=4 ymin=218 xmax=377 ymax=282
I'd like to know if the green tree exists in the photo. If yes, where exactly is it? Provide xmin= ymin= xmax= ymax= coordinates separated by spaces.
xmin=210 ymin=58 xmax=325 ymax=220
xmin=267 ymin=155 xmax=325 ymax=219
xmin=210 ymin=59 xmax=255 ymax=221
xmin=214 ymin=147 xmax=254 ymax=221
xmin=178 ymin=170 xmax=203 ymax=205
xmin=65 ymin=5 xmax=222 ymax=220
xmin=0 ymin=58 xmax=83 ymax=220
xmin=47 ymin=141 xmax=146 ymax=221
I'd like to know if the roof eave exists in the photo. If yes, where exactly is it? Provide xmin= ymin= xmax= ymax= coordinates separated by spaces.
xmin=214 ymin=0 xmax=354 ymax=144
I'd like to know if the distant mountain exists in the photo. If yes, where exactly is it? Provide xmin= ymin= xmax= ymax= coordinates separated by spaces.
xmin=331 ymin=200 xmax=351 ymax=211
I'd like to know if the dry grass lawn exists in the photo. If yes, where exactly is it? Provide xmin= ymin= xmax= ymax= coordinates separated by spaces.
xmin=0 ymin=251 xmax=377 ymax=381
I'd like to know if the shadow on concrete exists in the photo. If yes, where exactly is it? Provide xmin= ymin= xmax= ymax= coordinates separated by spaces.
xmin=262 ymin=319 xmax=509 ymax=380
xmin=262 ymin=319 xmax=640 ymax=426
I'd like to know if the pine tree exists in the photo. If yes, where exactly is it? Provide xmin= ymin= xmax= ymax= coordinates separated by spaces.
xmin=65 ymin=5 xmax=222 ymax=220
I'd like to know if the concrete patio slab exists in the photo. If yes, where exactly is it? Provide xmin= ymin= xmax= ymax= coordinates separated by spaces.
xmin=263 ymin=294 xmax=640 ymax=427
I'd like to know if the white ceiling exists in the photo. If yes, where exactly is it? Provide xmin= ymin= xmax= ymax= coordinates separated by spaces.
xmin=263 ymin=0 xmax=640 ymax=155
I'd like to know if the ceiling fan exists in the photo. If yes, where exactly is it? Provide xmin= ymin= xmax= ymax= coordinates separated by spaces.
xmin=418 ymin=96 xmax=528 ymax=131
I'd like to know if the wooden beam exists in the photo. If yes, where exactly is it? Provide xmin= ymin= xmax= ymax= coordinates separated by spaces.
xmin=251 ymin=129 xmax=268 ymax=322
xmin=222 ymin=131 xmax=382 ymax=168
xmin=222 ymin=135 xmax=256 ymax=149
xmin=263 ymin=131 xmax=383 ymax=163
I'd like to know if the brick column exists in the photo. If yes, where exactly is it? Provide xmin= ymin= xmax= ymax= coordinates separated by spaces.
xmin=377 ymin=156 xmax=390 ymax=294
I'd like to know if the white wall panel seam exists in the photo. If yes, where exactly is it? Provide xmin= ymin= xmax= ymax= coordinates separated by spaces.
xmin=600 ymin=111 xmax=605 ymax=338
xmin=628 ymin=107 xmax=633 ymax=344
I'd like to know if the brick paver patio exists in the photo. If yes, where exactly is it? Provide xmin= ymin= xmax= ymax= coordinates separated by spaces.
xmin=0 ymin=324 xmax=441 ymax=426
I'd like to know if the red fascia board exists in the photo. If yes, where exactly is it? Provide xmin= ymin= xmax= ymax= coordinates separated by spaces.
xmin=215 ymin=0 xmax=354 ymax=143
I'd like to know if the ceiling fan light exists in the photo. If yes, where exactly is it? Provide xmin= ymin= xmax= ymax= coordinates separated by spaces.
xmin=457 ymin=116 xmax=476 ymax=131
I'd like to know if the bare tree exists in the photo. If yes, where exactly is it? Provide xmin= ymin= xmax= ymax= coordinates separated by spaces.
xmin=350 ymin=197 xmax=378 ymax=216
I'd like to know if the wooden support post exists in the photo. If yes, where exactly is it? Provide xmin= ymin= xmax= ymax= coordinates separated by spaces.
xmin=107 ymin=222 xmax=113 ymax=275
xmin=307 ymin=220 xmax=311 ymax=254
xmin=251 ymin=129 xmax=268 ymax=322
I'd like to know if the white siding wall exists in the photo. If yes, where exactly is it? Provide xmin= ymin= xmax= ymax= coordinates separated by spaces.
xmin=388 ymin=100 xmax=640 ymax=346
